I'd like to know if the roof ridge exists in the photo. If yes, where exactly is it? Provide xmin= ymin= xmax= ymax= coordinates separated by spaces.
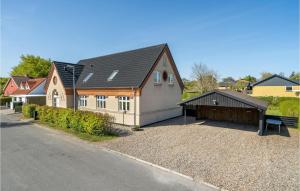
xmin=78 ymin=43 xmax=167 ymax=63
xmin=253 ymin=74 xmax=300 ymax=86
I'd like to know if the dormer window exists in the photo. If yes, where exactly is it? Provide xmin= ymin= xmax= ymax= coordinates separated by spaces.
xmin=153 ymin=71 xmax=161 ymax=84
xmin=83 ymin=73 xmax=93 ymax=83
xmin=107 ymin=70 xmax=119 ymax=81
xmin=25 ymin=85 xmax=30 ymax=89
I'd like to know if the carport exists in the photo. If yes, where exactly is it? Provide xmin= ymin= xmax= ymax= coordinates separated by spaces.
xmin=179 ymin=90 xmax=268 ymax=135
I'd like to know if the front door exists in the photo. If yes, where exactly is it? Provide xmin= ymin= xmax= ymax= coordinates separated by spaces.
xmin=53 ymin=95 xmax=59 ymax=107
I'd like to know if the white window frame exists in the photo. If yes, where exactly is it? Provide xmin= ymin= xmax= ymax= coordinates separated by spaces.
xmin=153 ymin=71 xmax=161 ymax=84
xmin=79 ymin=95 xmax=87 ymax=107
xmin=168 ymin=73 xmax=174 ymax=85
xmin=285 ymin=86 xmax=292 ymax=92
xmin=96 ymin=95 xmax=106 ymax=109
xmin=118 ymin=96 xmax=130 ymax=111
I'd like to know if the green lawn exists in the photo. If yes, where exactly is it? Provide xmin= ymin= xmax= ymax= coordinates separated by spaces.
xmin=256 ymin=96 xmax=299 ymax=117
xmin=35 ymin=121 xmax=116 ymax=142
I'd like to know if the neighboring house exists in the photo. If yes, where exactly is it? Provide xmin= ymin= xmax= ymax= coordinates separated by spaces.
xmin=251 ymin=74 xmax=300 ymax=97
xmin=10 ymin=78 xmax=47 ymax=105
xmin=3 ymin=76 xmax=30 ymax=96
xmin=45 ymin=44 xmax=184 ymax=126
xmin=218 ymin=82 xmax=235 ymax=90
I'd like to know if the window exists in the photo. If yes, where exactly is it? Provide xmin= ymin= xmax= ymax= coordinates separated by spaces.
xmin=153 ymin=71 xmax=161 ymax=84
xmin=286 ymin=86 xmax=292 ymax=92
xmin=168 ymin=73 xmax=174 ymax=84
xmin=96 ymin=96 xmax=106 ymax=109
xmin=107 ymin=70 xmax=119 ymax=81
xmin=20 ymin=85 xmax=25 ymax=90
xmin=53 ymin=76 xmax=57 ymax=85
xmin=83 ymin=73 xmax=93 ymax=83
xmin=118 ymin=96 xmax=130 ymax=111
xmin=79 ymin=96 xmax=87 ymax=107
xmin=25 ymin=85 xmax=30 ymax=89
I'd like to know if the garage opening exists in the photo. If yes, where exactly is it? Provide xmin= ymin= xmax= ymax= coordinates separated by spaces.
xmin=180 ymin=90 xmax=268 ymax=135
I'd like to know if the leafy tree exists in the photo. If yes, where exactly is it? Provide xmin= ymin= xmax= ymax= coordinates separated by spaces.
xmin=191 ymin=63 xmax=218 ymax=94
xmin=0 ymin=77 xmax=9 ymax=96
xmin=234 ymin=79 xmax=249 ymax=91
xmin=222 ymin=77 xmax=235 ymax=83
xmin=10 ymin=55 xmax=51 ymax=77
xmin=289 ymin=71 xmax=300 ymax=81
xmin=242 ymin=75 xmax=256 ymax=83
xmin=260 ymin=72 xmax=273 ymax=80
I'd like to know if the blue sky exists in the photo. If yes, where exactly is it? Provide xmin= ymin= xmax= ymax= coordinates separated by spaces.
xmin=1 ymin=0 xmax=299 ymax=80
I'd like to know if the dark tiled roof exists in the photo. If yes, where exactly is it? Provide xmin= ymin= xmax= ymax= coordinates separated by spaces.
xmin=11 ymin=76 xmax=30 ymax=87
xmin=53 ymin=61 xmax=85 ymax=88
xmin=180 ymin=89 xmax=268 ymax=110
xmin=76 ymin=44 xmax=166 ymax=88
xmin=252 ymin=74 xmax=300 ymax=86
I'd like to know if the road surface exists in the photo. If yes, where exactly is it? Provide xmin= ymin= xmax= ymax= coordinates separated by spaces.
xmin=1 ymin=112 xmax=216 ymax=191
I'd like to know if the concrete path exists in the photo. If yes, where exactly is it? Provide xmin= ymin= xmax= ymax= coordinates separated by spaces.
xmin=0 ymin=113 xmax=216 ymax=191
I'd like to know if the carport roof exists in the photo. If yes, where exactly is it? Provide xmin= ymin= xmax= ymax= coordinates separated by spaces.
xmin=179 ymin=90 xmax=268 ymax=110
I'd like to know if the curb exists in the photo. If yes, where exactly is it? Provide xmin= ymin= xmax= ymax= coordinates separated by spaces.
xmin=102 ymin=147 xmax=226 ymax=191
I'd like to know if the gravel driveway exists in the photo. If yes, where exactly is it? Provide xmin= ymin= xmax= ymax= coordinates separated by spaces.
xmin=101 ymin=116 xmax=299 ymax=191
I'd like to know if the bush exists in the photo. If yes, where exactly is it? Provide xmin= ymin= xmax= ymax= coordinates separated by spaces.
xmin=0 ymin=96 xmax=12 ymax=106
xmin=22 ymin=104 xmax=37 ymax=118
xmin=33 ymin=106 xmax=113 ymax=136
xmin=279 ymin=100 xmax=300 ymax=117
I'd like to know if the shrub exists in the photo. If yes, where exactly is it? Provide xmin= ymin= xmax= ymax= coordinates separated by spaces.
xmin=279 ymin=100 xmax=300 ymax=117
xmin=0 ymin=96 xmax=12 ymax=106
xmin=22 ymin=104 xmax=37 ymax=118
xmin=34 ymin=106 xmax=113 ymax=135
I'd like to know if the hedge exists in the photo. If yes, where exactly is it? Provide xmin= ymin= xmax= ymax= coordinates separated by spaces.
xmin=22 ymin=104 xmax=114 ymax=136
xmin=22 ymin=104 xmax=37 ymax=118
xmin=0 ymin=96 xmax=11 ymax=106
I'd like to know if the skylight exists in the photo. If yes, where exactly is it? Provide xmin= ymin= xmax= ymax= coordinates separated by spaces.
xmin=107 ymin=70 xmax=119 ymax=81
xmin=83 ymin=73 xmax=93 ymax=83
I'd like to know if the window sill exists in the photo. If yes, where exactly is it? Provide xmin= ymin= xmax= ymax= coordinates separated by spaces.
xmin=154 ymin=82 xmax=162 ymax=86
xmin=168 ymin=83 xmax=174 ymax=86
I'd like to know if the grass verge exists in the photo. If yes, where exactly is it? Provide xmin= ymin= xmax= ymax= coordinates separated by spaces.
xmin=34 ymin=120 xmax=116 ymax=142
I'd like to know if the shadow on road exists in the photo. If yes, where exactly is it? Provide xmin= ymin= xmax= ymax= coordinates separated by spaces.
xmin=0 ymin=122 xmax=31 ymax=128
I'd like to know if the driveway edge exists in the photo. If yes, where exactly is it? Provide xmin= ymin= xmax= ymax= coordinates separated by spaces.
xmin=102 ymin=147 xmax=226 ymax=191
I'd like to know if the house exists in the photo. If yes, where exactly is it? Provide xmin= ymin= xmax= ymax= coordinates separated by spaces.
xmin=251 ymin=74 xmax=300 ymax=97
xmin=179 ymin=89 xmax=268 ymax=135
xmin=3 ymin=76 xmax=30 ymax=96
xmin=10 ymin=77 xmax=47 ymax=105
xmin=45 ymin=44 xmax=184 ymax=126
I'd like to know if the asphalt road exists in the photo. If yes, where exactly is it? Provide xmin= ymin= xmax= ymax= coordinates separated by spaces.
xmin=1 ymin=112 xmax=216 ymax=191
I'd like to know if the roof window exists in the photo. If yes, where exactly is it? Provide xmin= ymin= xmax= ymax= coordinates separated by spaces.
xmin=107 ymin=70 xmax=119 ymax=81
xmin=83 ymin=73 xmax=93 ymax=83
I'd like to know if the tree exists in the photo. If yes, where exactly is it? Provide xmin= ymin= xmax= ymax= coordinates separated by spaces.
xmin=222 ymin=77 xmax=235 ymax=83
xmin=242 ymin=75 xmax=256 ymax=83
xmin=10 ymin=55 xmax=51 ymax=77
xmin=260 ymin=72 xmax=273 ymax=80
xmin=0 ymin=77 xmax=9 ymax=96
xmin=191 ymin=63 xmax=218 ymax=94
xmin=289 ymin=71 xmax=300 ymax=81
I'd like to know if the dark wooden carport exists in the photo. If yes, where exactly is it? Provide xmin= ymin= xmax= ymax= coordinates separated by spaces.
xmin=179 ymin=90 xmax=268 ymax=135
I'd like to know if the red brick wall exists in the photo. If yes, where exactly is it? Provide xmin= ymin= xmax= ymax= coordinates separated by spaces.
xmin=3 ymin=79 xmax=18 ymax=96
